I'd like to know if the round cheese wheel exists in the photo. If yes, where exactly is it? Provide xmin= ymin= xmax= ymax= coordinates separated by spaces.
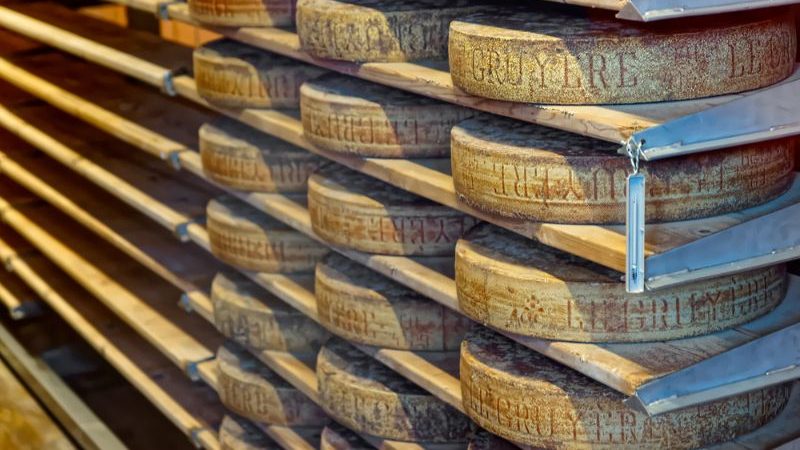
xmin=300 ymin=74 xmax=473 ymax=158
xmin=317 ymin=338 xmax=470 ymax=442
xmin=449 ymin=8 xmax=798 ymax=104
xmin=460 ymin=327 xmax=791 ymax=449
xmin=451 ymin=115 xmax=796 ymax=224
xmin=315 ymin=253 xmax=470 ymax=350
xmin=212 ymin=271 xmax=330 ymax=353
xmin=308 ymin=165 xmax=479 ymax=255
xmin=320 ymin=423 xmax=371 ymax=450
xmin=187 ymin=0 xmax=296 ymax=27
xmin=296 ymin=0 xmax=485 ymax=62
xmin=194 ymin=39 xmax=326 ymax=109
xmin=220 ymin=414 xmax=279 ymax=450
xmin=200 ymin=118 xmax=326 ymax=193
xmin=207 ymin=195 xmax=330 ymax=272
xmin=455 ymin=224 xmax=787 ymax=343
xmin=217 ymin=342 xmax=330 ymax=426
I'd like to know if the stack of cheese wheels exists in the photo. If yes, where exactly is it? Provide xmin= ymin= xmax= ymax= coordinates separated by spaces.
xmin=296 ymin=0 xmax=485 ymax=62
xmin=317 ymin=338 xmax=470 ymax=443
xmin=315 ymin=253 xmax=471 ymax=350
xmin=451 ymin=115 xmax=796 ymax=224
xmin=299 ymin=74 xmax=473 ymax=158
xmin=219 ymin=414 xmax=279 ymax=450
xmin=200 ymin=118 xmax=325 ymax=192
xmin=460 ymin=327 xmax=792 ymax=449
xmin=449 ymin=7 xmax=797 ymax=104
xmin=187 ymin=0 xmax=296 ymax=27
xmin=218 ymin=341 xmax=329 ymax=426
xmin=320 ymin=423 xmax=371 ymax=450
xmin=212 ymin=271 xmax=330 ymax=352
xmin=308 ymin=165 xmax=479 ymax=255
xmin=207 ymin=195 xmax=329 ymax=272
xmin=194 ymin=39 xmax=326 ymax=109
xmin=456 ymin=224 xmax=787 ymax=342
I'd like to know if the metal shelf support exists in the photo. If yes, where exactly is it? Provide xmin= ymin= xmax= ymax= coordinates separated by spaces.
xmin=617 ymin=0 xmax=800 ymax=21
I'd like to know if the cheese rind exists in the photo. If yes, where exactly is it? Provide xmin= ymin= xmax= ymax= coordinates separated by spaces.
xmin=219 ymin=415 xmax=279 ymax=450
xmin=449 ymin=8 xmax=798 ymax=104
xmin=200 ymin=119 xmax=325 ymax=192
xmin=187 ymin=0 xmax=297 ymax=27
xmin=317 ymin=338 xmax=470 ymax=442
xmin=315 ymin=253 xmax=470 ymax=350
xmin=451 ymin=115 xmax=796 ymax=224
xmin=308 ymin=165 xmax=479 ymax=255
xmin=300 ymin=74 xmax=473 ymax=157
xmin=460 ymin=327 xmax=791 ymax=449
xmin=207 ymin=195 xmax=329 ymax=273
xmin=217 ymin=342 xmax=329 ymax=426
xmin=194 ymin=39 xmax=326 ymax=109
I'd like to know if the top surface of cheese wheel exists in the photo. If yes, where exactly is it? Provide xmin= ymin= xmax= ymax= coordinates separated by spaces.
xmin=451 ymin=115 xmax=796 ymax=224
xmin=296 ymin=0 xmax=485 ymax=62
xmin=300 ymin=74 xmax=473 ymax=158
xmin=188 ymin=0 xmax=296 ymax=27
xmin=460 ymin=327 xmax=791 ymax=449
xmin=455 ymin=223 xmax=787 ymax=342
xmin=220 ymin=414 xmax=279 ymax=450
xmin=212 ymin=271 xmax=330 ymax=353
xmin=449 ymin=7 xmax=797 ymax=104
xmin=320 ymin=423 xmax=371 ymax=450
xmin=194 ymin=39 xmax=326 ymax=109
xmin=317 ymin=338 xmax=469 ymax=443
xmin=200 ymin=118 xmax=324 ymax=193
xmin=308 ymin=165 xmax=479 ymax=255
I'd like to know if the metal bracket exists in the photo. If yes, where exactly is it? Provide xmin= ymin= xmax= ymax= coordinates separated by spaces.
xmin=625 ymin=139 xmax=646 ymax=293
xmin=617 ymin=0 xmax=800 ymax=21
xmin=178 ymin=292 xmax=194 ymax=314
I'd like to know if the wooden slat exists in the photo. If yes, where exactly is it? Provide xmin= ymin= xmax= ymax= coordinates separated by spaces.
xmin=0 ymin=263 xmax=41 ymax=319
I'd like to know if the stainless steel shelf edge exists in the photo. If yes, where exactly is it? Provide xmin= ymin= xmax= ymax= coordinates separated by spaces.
xmin=618 ymin=0 xmax=800 ymax=21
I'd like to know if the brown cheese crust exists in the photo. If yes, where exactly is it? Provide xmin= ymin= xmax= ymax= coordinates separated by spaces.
xmin=296 ymin=0 xmax=486 ymax=62
xmin=212 ymin=271 xmax=330 ymax=352
xmin=315 ymin=253 xmax=470 ymax=350
xmin=187 ymin=0 xmax=297 ymax=27
xmin=455 ymin=224 xmax=787 ymax=343
xmin=200 ymin=118 xmax=326 ymax=192
xmin=217 ymin=342 xmax=330 ymax=426
xmin=460 ymin=327 xmax=791 ymax=449
xmin=449 ymin=8 xmax=797 ymax=104
xmin=308 ymin=165 xmax=479 ymax=255
xmin=207 ymin=195 xmax=330 ymax=272
xmin=194 ymin=39 xmax=326 ymax=109
xmin=451 ymin=115 xmax=796 ymax=224
xmin=219 ymin=415 xmax=280 ymax=450
xmin=320 ymin=423 xmax=371 ymax=450
xmin=300 ymin=74 xmax=474 ymax=158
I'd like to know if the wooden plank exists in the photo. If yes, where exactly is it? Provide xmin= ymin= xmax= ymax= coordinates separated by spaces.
xmin=0 ymin=264 xmax=41 ymax=319
xmin=0 ymin=318 xmax=127 ymax=450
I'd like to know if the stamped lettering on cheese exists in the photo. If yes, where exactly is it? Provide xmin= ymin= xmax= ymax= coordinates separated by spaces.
xmin=194 ymin=39 xmax=327 ymax=109
xmin=317 ymin=338 xmax=470 ymax=443
xmin=188 ymin=0 xmax=297 ymax=27
xmin=217 ymin=342 xmax=329 ymax=426
xmin=460 ymin=327 xmax=791 ymax=449
xmin=455 ymin=224 xmax=787 ymax=343
xmin=219 ymin=414 xmax=278 ymax=450
xmin=449 ymin=8 xmax=797 ymax=104
xmin=300 ymin=74 xmax=473 ymax=157
xmin=207 ymin=195 xmax=329 ymax=272
xmin=200 ymin=118 xmax=326 ymax=192
xmin=308 ymin=165 xmax=479 ymax=255
xmin=451 ymin=115 xmax=796 ymax=224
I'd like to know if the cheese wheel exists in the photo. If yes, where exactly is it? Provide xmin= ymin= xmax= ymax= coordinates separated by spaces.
xmin=449 ymin=8 xmax=797 ymax=104
xmin=212 ymin=271 xmax=330 ymax=352
xmin=451 ymin=115 xmax=796 ymax=224
xmin=187 ymin=0 xmax=296 ymax=27
xmin=320 ymin=423 xmax=371 ymax=450
xmin=296 ymin=0 xmax=485 ymax=62
xmin=200 ymin=118 xmax=326 ymax=193
xmin=300 ymin=74 xmax=473 ymax=158
xmin=308 ymin=165 xmax=479 ymax=255
xmin=317 ymin=338 xmax=470 ymax=442
xmin=315 ymin=253 xmax=470 ymax=350
xmin=217 ymin=341 xmax=329 ymax=426
xmin=194 ymin=39 xmax=326 ymax=109
xmin=220 ymin=415 xmax=279 ymax=450
xmin=207 ymin=195 xmax=330 ymax=272
xmin=455 ymin=224 xmax=787 ymax=343
xmin=460 ymin=327 xmax=791 ymax=449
